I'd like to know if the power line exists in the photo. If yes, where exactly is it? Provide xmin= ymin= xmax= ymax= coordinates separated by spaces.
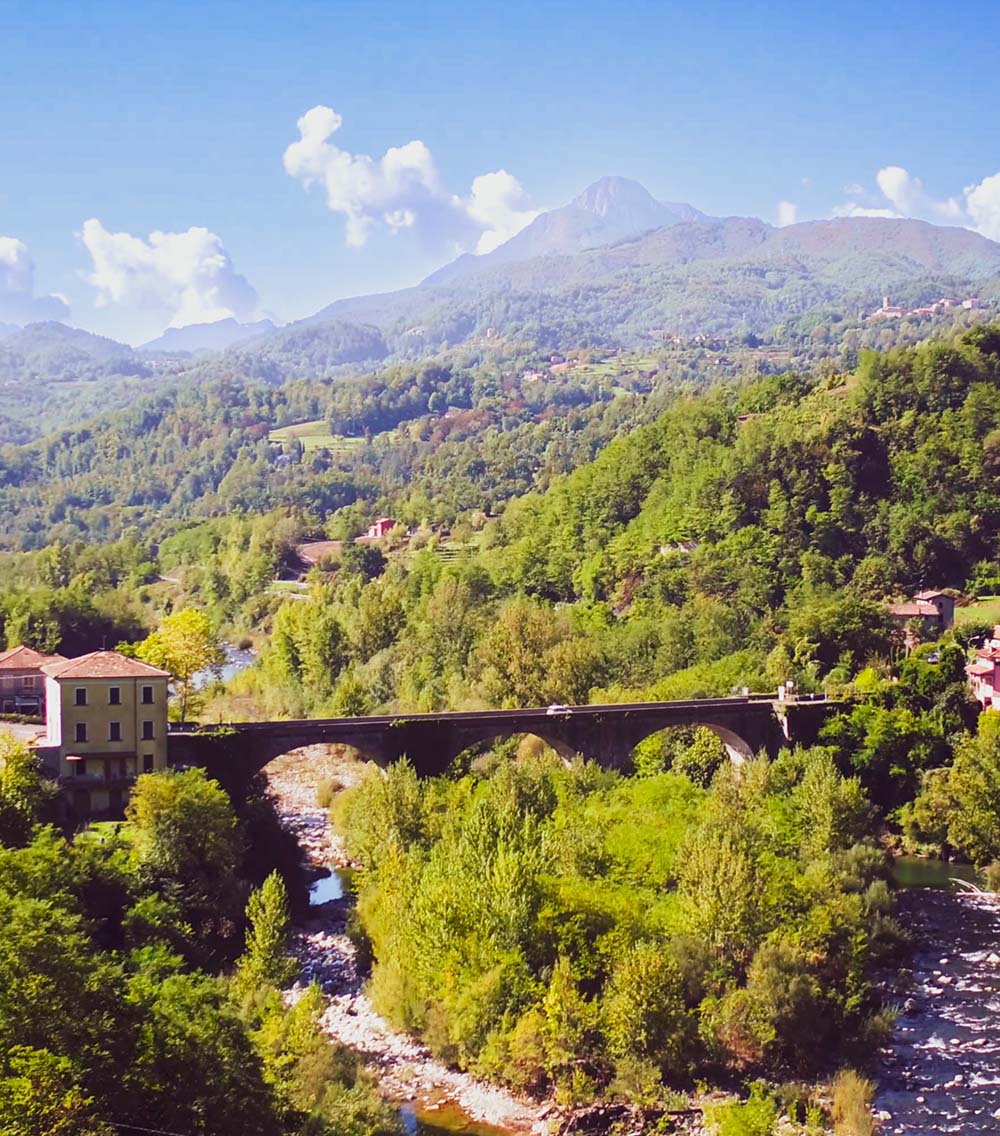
xmin=111 ymin=1123 xmax=195 ymax=1136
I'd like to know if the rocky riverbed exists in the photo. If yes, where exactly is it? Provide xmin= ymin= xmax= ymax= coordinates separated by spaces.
xmin=876 ymin=886 xmax=1000 ymax=1135
xmin=265 ymin=747 xmax=554 ymax=1135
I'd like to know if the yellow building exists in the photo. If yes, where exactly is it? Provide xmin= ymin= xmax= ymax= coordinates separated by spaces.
xmin=41 ymin=650 xmax=171 ymax=818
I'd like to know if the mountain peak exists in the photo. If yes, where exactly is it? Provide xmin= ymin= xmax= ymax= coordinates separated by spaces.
xmin=573 ymin=176 xmax=661 ymax=217
xmin=422 ymin=176 xmax=706 ymax=286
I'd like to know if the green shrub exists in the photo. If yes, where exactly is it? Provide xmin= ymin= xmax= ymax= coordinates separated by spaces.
xmin=704 ymin=1083 xmax=779 ymax=1136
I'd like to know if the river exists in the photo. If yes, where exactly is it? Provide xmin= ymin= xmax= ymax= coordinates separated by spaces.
xmin=193 ymin=642 xmax=256 ymax=689
xmin=876 ymin=861 xmax=1000 ymax=1135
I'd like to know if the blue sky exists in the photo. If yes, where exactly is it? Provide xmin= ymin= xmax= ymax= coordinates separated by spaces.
xmin=1 ymin=0 xmax=999 ymax=342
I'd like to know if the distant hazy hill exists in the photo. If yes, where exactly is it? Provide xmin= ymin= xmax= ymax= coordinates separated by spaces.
xmin=141 ymin=317 xmax=278 ymax=355
xmin=306 ymin=182 xmax=1000 ymax=348
xmin=0 ymin=322 xmax=152 ymax=444
xmin=424 ymin=175 xmax=705 ymax=286
xmin=0 ymin=321 xmax=136 ymax=366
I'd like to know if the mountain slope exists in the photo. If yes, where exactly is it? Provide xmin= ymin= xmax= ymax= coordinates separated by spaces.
xmin=140 ymin=317 xmax=278 ymax=355
xmin=424 ymin=175 xmax=704 ymax=286
xmin=307 ymin=210 xmax=1000 ymax=350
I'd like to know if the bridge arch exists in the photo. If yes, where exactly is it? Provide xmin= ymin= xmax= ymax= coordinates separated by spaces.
xmin=621 ymin=720 xmax=757 ymax=775
xmin=445 ymin=730 xmax=579 ymax=770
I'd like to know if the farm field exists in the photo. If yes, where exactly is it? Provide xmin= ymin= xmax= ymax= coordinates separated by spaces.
xmin=268 ymin=419 xmax=365 ymax=456
xmin=955 ymin=596 xmax=1000 ymax=626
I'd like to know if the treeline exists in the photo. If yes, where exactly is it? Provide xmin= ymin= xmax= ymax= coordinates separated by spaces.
xmin=0 ymin=734 xmax=400 ymax=1136
xmin=334 ymin=745 xmax=900 ymax=1106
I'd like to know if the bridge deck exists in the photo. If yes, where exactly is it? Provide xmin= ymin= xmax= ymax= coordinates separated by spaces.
xmin=175 ymin=695 xmax=787 ymax=735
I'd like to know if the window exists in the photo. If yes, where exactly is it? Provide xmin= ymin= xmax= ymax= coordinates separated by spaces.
xmin=141 ymin=721 xmax=154 ymax=741
xmin=22 ymin=676 xmax=34 ymax=689
xmin=74 ymin=722 xmax=87 ymax=743
xmin=108 ymin=721 xmax=122 ymax=742
xmin=141 ymin=685 xmax=154 ymax=705
xmin=143 ymin=753 xmax=154 ymax=773
xmin=74 ymin=688 xmax=87 ymax=706
xmin=75 ymin=759 xmax=87 ymax=777
xmin=109 ymin=687 xmax=121 ymax=705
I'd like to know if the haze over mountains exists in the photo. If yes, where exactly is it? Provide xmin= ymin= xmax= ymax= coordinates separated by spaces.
xmin=2 ymin=174 xmax=1000 ymax=445
xmin=139 ymin=317 xmax=279 ymax=355
xmin=309 ymin=175 xmax=1000 ymax=342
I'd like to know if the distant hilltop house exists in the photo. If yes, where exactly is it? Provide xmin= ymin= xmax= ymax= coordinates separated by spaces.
xmin=867 ymin=294 xmax=981 ymax=322
xmin=885 ymin=590 xmax=955 ymax=638
xmin=968 ymin=629 xmax=1000 ymax=709
xmin=363 ymin=516 xmax=397 ymax=540
xmin=0 ymin=645 xmax=66 ymax=716
xmin=0 ymin=648 xmax=171 ymax=819
xmin=295 ymin=518 xmax=401 ymax=572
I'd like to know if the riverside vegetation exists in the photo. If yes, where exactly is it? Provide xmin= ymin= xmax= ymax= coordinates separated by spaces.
xmin=0 ymin=733 xmax=402 ymax=1136
xmin=7 ymin=327 xmax=1000 ymax=1130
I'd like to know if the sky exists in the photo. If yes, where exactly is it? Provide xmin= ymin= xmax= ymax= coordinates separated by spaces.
xmin=1 ymin=0 xmax=999 ymax=344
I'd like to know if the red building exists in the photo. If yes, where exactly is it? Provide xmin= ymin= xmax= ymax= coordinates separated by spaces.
xmin=364 ymin=517 xmax=397 ymax=540
xmin=968 ymin=631 xmax=1000 ymax=710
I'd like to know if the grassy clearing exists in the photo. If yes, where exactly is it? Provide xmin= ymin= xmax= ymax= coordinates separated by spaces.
xmin=269 ymin=419 xmax=365 ymax=456
xmin=955 ymin=596 xmax=1000 ymax=626
xmin=269 ymin=419 xmax=401 ymax=456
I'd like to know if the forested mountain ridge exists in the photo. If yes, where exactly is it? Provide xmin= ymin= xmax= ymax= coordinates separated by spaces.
xmin=310 ymin=200 xmax=1000 ymax=350
xmin=3 ymin=178 xmax=1000 ymax=449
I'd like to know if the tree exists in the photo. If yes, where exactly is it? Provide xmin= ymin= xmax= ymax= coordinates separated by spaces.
xmin=0 ymin=1046 xmax=115 ymax=1136
xmin=233 ymin=872 xmax=298 ymax=997
xmin=603 ymin=941 xmax=690 ymax=1077
xmin=126 ymin=769 xmax=244 ymax=945
xmin=0 ymin=733 xmax=56 ymax=848
xmin=946 ymin=713 xmax=1000 ymax=866
xmin=135 ymin=607 xmax=225 ymax=721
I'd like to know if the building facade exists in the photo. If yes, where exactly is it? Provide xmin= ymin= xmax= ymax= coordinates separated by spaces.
xmin=886 ymin=590 xmax=955 ymax=641
xmin=0 ymin=645 xmax=66 ymax=715
xmin=39 ymin=651 xmax=171 ymax=818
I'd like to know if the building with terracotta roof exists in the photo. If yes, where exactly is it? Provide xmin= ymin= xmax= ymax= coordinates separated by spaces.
xmin=38 ymin=650 xmax=171 ymax=819
xmin=886 ymin=590 xmax=954 ymax=638
xmin=0 ymin=645 xmax=66 ymax=716
xmin=967 ymin=631 xmax=1000 ymax=710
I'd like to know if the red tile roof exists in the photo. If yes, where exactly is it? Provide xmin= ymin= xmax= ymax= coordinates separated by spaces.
xmin=41 ymin=651 xmax=170 ymax=680
xmin=887 ymin=602 xmax=929 ymax=617
xmin=0 ymin=645 xmax=66 ymax=671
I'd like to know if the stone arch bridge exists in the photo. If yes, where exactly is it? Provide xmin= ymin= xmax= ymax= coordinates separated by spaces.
xmin=167 ymin=696 xmax=838 ymax=794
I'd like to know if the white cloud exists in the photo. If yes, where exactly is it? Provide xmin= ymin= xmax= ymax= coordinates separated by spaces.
xmin=776 ymin=200 xmax=798 ymax=227
xmin=831 ymin=201 xmax=901 ymax=219
xmin=0 ymin=237 xmax=70 ymax=325
xmin=965 ymin=172 xmax=1000 ymax=242
xmin=832 ymin=165 xmax=1000 ymax=236
xmin=875 ymin=166 xmax=963 ymax=222
xmin=467 ymin=170 xmax=541 ymax=253
xmin=283 ymin=106 xmax=540 ymax=255
xmin=80 ymin=220 xmax=261 ymax=329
